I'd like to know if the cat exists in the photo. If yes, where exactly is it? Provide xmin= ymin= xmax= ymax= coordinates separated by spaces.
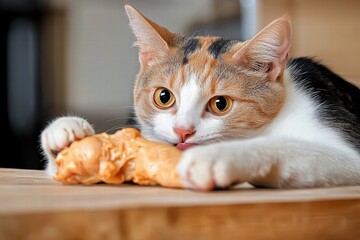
xmin=40 ymin=5 xmax=360 ymax=190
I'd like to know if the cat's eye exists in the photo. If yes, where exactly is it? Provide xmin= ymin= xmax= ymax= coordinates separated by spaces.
xmin=153 ymin=87 xmax=175 ymax=109
xmin=208 ymin=96 xmax=233 ymax=115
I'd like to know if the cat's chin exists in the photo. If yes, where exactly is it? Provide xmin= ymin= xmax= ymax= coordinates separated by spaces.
xmin=176 ymin=143 xmax=197 ymax=151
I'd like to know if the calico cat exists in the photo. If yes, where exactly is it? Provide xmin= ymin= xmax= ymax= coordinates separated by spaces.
xmin=40 ymin=5 xmax=360 ymax=190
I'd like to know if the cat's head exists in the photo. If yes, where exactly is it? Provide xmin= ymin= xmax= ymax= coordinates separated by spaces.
xmin=125 ymin=5 xmax=291 ymax=150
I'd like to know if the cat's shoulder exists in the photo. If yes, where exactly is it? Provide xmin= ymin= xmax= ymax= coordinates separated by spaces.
xmin=286 ymin=57 xmax=360 ymax=112
xmin=286 ymin=57 xmax=360 ymax=93
xmin=282 ymin=57 xmax=360 ymax=152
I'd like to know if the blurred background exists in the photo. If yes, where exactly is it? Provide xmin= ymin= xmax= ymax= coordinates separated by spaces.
xmin=1 ymin=0 xmax=359 ymax=170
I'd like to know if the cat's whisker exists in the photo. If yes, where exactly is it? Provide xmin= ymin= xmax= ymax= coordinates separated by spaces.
xmin=104 ymin=106 xmax=135 ymax=111
xmin=104 ymin=124 xmax=141 ymax=134
xmin=105 ymin=116 xmax=138 ymax=123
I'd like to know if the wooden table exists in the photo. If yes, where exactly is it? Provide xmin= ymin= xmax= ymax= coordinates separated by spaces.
xmin=0 ymin=168 xmax=359 ymax=239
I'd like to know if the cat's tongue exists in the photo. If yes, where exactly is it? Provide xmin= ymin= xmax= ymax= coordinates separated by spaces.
xmin=176 ymin=143 xmax=197 ymax=151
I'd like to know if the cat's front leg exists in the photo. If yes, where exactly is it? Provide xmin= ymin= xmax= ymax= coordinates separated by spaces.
xmin=176 ymin=141 xmax=260 ymax=190
xmin=40 ymin=116 xmax=95 ymax=177
xmin=177 ymin=137 xmax=360 ymax=190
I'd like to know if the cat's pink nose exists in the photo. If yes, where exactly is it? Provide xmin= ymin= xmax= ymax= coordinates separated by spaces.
xmin=173 ymin=127 xmax=195 ymax=143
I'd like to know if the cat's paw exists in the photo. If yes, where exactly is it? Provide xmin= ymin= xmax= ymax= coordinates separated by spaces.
xmin=176 ymin=145 xmax=239 ymax=191
xmin=40 ymin=116 xmax=95 ymax=161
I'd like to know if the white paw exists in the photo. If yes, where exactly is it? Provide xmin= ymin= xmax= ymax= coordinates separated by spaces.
xmin=40 ymin=116 xmax=95 ymax=161
xmin=176 ymin=145 xmax=240 ymax=191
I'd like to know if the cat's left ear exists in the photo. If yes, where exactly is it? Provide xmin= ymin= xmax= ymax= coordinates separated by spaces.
xmin=125 ymin=5 xmax=175 ymax=67
xmin=232 ymin=15 xmax=291 ymax=81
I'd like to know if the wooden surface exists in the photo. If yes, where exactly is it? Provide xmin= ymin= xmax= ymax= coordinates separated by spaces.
xmin=0 ymin=168 xmax=359 ymax=239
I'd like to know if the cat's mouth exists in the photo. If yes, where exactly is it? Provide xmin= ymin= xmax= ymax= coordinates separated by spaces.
xmin=176 ymin=143 xmax=197 ymax=151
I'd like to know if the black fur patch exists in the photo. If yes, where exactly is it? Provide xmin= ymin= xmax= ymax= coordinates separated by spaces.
xmin=288 ymin=57 xmax=360 ymax=151
xmin=182 ymin=38 xmax=200 ymax=64
xmin=208 ymin=38 xmax=233 ymax=58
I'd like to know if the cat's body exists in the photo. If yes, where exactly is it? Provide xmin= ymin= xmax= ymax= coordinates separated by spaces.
xmin=40 ymin=5 xmax=360 ymax=190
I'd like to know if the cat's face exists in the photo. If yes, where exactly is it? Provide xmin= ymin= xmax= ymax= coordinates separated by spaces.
xmin=125 ymin=5 xmax=291 ymax=149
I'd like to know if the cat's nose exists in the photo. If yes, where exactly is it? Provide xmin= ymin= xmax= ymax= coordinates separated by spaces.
xmin=173 ymin=127 xmax=196 ymax=143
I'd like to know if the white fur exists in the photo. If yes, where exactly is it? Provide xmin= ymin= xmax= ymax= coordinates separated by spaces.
xmin=261 ymin=70 xmax=358 ymax=157
xmin=177 ymin=69 xmax=360 ymax=190
xmin=40 ymin=116 xmax=95 ymax=177
xmin=175 ymin=74 xmax=202 ymax=130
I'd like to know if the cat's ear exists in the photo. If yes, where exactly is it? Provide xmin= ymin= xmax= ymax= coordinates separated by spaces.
xmin=232 ymin=15 xmax=291 ymax=81
xmin=125 ymin=5 xmax=175 ymax=67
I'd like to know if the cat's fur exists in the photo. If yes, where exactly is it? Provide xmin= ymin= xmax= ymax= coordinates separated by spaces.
xmin=40 ymin=5 xmax=360 ymax=190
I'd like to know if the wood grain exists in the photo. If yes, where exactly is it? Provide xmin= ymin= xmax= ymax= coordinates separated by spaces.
xmin=0 ymin=168 xmax=360 ymax=239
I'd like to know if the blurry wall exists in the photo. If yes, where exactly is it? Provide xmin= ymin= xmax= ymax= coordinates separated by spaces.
xmin=1 ymin=0 xmax=44 ymax=169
